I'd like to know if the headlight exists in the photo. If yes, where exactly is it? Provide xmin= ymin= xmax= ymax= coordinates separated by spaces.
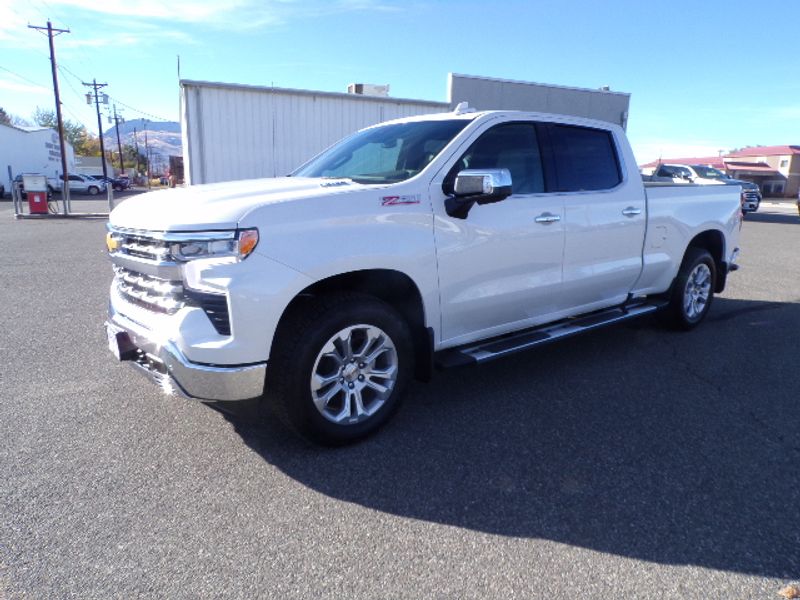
xmin=169 ymin=228 xmax=259 ymax=262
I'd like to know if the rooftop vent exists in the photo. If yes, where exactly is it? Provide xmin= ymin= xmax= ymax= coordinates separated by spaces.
xmin=347 ymin=83 xmax=390 ymax=97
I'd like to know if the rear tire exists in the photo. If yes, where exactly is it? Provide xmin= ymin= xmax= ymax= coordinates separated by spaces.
xmin=88 ymin=186 xmax=99 ymax=196
xmin=661 ymin=247 xmax=716 ymax=330
xmin=265 ymin=292 xmax=413 ymax=445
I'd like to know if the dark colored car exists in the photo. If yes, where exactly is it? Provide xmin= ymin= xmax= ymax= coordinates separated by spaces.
xmin=89 ymin=175 xmax=131 ymax=191
xmin=689 ymin=165 xmax=762 ymax=212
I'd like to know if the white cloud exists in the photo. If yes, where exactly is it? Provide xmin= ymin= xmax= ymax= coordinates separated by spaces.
xmin=60 ymin=29 xmax=195 ymax=49
xmin=0 ymin=77 xmax=52 ymax=95
xmin=0 ymin=0 xmax=400 ymax=51
xmin=20 ymin=0 xmax=394 ymax=29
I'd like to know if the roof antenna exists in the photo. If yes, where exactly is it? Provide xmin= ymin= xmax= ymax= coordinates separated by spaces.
xmin=453 ymin=101 xmax=476 ymax=115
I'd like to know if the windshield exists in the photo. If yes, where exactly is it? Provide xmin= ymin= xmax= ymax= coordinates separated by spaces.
xmin=691 ymin=165 xmax=728 ymax=179
xmin=293 ymin=119 xmax=469 ymax=184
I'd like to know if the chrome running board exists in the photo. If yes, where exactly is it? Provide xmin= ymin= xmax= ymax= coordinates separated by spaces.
xmin=435 ymin=301 xmax=665 ymax=368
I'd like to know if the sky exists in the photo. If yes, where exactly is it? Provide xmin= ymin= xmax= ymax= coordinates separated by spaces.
xmin=1 ymin=0 xmax=799 ymax=164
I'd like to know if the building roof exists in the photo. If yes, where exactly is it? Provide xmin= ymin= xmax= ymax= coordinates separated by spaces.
xmin=0 ymin=122 xmax=52 ymax=134
xmin=724 ymin=161 xmax=778 ymax=174
xmin=639 ymin=156 xmax=726 ymax=169
xmin=726 ymin=145 xmax=800 ymax=157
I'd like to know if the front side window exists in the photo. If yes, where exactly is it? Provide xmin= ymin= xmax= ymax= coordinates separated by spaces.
xmin=548 ymin=125 xmax=621 ymax=191
xmin=293 ymin=119 xmax=469 ymax=184
xmin=450 ymin=122 xmax=545 ymax=195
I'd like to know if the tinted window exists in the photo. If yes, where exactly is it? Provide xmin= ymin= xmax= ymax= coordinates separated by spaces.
xmin=548 ymin=125 xmax=621 ymax=191
xmin=454 ymin=123 xmax=544 ymax=194
xmin=692 ymin=165 xmax=726 ymax=178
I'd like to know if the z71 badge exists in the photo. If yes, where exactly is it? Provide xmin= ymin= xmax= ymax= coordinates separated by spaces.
xmin=381 ymin=194 xmax=421 ymax=206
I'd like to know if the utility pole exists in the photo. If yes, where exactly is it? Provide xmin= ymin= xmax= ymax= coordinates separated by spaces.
xmin=111 ymin=105 xmax=125 ymax=174
xmin=82 ymin=79 xmax=108 ymax=180
xmin=29 ymin=20 xmax=70 ymax=214
xmin=133 ymin=127 xmax=141 ymax=177
xmin=143 ymin=121 xmax=151 ymax=189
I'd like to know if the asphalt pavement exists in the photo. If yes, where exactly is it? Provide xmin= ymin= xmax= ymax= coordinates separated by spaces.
xmin=1 ymin=198 xmax=798 ymax=599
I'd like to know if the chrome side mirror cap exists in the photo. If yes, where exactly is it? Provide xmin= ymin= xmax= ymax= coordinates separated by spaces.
xmin=454 ymin=169 xmax=512 ymax=199
xmin=446 ymin=168 xmax=513 ymax=219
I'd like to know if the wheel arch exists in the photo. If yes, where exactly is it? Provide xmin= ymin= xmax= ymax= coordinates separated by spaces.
xmin=685 ymin=228 xmax=727 ymax=293
xmin=272 ymin=269 xmax=434 ymax=382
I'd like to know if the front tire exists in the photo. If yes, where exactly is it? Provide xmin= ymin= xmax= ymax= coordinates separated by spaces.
xmin=662 ymin=247 xmax=716 ymax=330
xmin=88 ymin=186 xmax=99 ymax=196
xmin=266 ymin=293 xmax=413 ymax=445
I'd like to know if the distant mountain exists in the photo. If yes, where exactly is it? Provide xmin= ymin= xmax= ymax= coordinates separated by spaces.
xmin=104 ymin=118 xmax=180 ymax=138
xmin=102 ymin=119 xmax=182 ymax=169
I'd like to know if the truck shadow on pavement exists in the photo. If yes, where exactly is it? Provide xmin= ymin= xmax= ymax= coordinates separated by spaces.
xmin=218 ymin=297 xmax=800 ymax=579
xmin=745 ymin=212 xmax=799 ymax=225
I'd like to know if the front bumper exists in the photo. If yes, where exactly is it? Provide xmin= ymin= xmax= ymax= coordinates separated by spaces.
xmin=742 ymin=199 xmax=760 ymax=212
xmin=106 ymin=305 xmax=266 ymax=401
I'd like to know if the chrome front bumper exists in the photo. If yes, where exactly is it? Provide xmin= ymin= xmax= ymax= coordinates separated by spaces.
xmin=106 ymin=306 xmax=266 ymax=402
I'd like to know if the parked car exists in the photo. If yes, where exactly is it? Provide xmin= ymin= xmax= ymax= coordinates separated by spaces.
xmin=105 ymin=108 xmax=743 ymax=444
xmin=60 ymin=173 xmax=106 ymax=195
xmin=685 ymin=164 xmax=761 ymax=212
xmin=88 ymin=175 xmax=130 ymax=191
xmin=648 ymin=163 xmax=761 ymax=212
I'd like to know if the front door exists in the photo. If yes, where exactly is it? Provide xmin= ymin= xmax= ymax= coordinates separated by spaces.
xmin=431 ymin=121 xmax=566 ymax=346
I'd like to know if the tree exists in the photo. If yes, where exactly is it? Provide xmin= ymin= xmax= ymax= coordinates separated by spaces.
xmin=0 ymin=107 xmax=10 ymax=126
xmin=32 ymin=106 xmax=100 ymax=156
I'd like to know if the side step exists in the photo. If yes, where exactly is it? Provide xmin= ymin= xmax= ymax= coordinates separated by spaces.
xmin=435 ymin=301 xmax=666 ymax=368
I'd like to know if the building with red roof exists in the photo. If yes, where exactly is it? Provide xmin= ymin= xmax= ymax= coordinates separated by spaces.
xmin=639 ymin=145 xmax=800 ymax=197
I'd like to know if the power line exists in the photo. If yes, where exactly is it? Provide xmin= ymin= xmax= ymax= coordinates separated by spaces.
xmin=57 ymin=65 xmax=88 ymax=104
xmin=105 ymin=95 xmax=172 ymax=123
xmin=0 ymin=64 xmax=50 ymax=90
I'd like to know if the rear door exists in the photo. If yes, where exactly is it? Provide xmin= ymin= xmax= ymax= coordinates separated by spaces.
xmin=540 ymin=123 xmax=646 ymax=311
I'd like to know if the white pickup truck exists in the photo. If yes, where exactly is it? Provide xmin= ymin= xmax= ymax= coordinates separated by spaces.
xmin=644 ymin=163 xmax=761 ymax=212
xmin=105 ymin=108 xmax=743 ymax=444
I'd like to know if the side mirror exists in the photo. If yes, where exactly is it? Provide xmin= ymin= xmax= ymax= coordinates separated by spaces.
xmin=445 ymin=168 xmax=513 ymax=219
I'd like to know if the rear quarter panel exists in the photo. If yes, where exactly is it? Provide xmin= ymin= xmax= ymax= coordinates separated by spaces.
xmin=633 ymin=184 xmax=742 ymax=295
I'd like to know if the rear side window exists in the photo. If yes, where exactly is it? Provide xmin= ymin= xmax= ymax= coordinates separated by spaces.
xmin=547 ymin=125 xmax=621 ymax=192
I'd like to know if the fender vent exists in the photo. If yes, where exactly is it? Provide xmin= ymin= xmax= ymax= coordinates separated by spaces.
xmin=184 ymin=289 xmax=231 ymax=336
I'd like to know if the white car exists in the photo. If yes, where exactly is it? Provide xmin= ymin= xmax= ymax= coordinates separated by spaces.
xmin=61 ymin=173 xmax=106 ymax=195
xmin=105 ymin=108 xmax=743 ymax=444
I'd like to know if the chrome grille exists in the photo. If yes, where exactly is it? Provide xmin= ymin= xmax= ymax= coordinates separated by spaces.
xmin=109 ymin=227 xmax=232 ymax=335
xmin=115 ymin=266 xmax=185 ymax=314
xmin=743 ymin=190 xmax=760 ymax=202
xmin=113 ymin=230 xmax=173 ymax=261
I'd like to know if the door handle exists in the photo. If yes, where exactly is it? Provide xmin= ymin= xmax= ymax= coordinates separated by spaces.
xmin=622 ymin=206 xmax=642 ymax=217
xmin=534 ymin=212 xmax=561 ymax=224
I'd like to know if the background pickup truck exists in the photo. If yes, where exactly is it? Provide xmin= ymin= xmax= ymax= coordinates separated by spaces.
xmin=105 ymin=108 xmax=743 ymax=444
xmin=644 ymin=163 xmax=761 ymax=212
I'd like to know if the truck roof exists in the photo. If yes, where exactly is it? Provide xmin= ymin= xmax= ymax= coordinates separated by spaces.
xmin=373 ymin=109 xmax=623 ymax=133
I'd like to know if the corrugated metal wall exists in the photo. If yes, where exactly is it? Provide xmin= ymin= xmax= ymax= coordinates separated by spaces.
xmin=181 ymin=81 xmax=448 ymax=185
xmin=448 ymin=74 xmax=630 ymax=130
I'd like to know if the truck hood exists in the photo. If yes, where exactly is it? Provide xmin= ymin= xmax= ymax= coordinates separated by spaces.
xmin=109 ymin=177 xmax=361 ymax=231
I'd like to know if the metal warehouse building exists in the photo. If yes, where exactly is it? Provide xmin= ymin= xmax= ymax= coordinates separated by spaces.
xmin=181 ymin=73 xmax=630 ymax=186
xmin=0 ymin=123 xmax=75 ymax=191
